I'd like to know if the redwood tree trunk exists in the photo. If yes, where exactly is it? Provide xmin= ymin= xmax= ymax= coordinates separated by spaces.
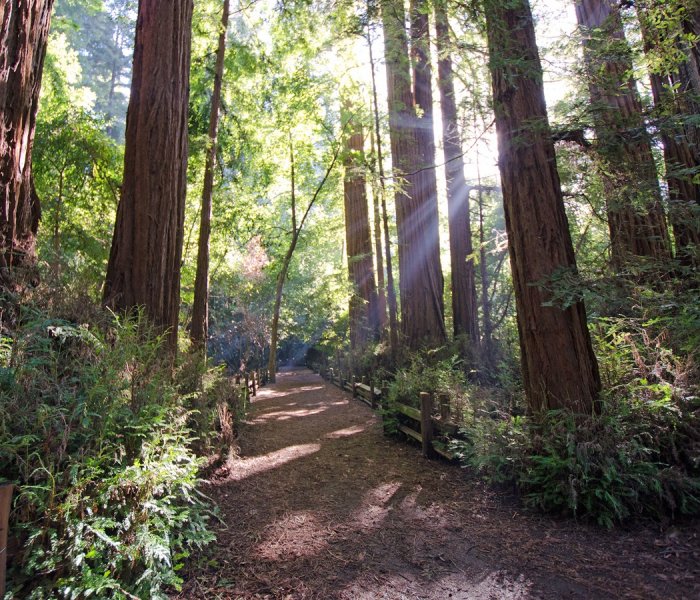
xmin=485 ymin=0 xmax=601 ymax=414
xmin=435 ymin=0 xmax=479 ymax=345
xmin=575 ymin=0 xmax=671 ymax=267
xmin=344 ymin=121 xmax=379 ymax=350
xmin=381 ymin=0 xmax=446 ymax=349
xmin=0 ymin=0 xmax=53 ymax=300
xmin=103 ymin=0 xmax=194 ymax=351
xmin=191 ymin=0 xmax=230 ymax=347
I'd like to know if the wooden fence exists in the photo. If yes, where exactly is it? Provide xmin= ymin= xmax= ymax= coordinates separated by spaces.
xmin=233 ymin=367 xmax=269 ymax=409
xmin=318 ymin=366 xmax=458 ymax=461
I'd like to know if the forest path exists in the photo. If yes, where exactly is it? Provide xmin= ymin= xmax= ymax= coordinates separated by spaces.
xmin=177 ymin=368 xmax=699 ymax=599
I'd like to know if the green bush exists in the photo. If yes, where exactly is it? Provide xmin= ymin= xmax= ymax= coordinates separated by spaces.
xmin=0 ymin=312 xmax=216 ymax=599
xmin=452 ymin=318 xmax=700 ymax=527
xmin=387 ymin=353 xmax=467 ymax=409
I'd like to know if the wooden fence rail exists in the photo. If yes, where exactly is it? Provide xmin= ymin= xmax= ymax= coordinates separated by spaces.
xmin=234 ymin=368 xmax=269 ymax=409
xmin=316 ymin=365 xmax=458 ymax=461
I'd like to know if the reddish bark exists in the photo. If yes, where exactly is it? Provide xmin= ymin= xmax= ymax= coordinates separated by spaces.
xmin=381 ymin=0 xmax=446 ymax=349
xmin=103 ymin=0 xmax=194 ymax=351
xmin=191 ymin=0 xmax=230 ymax=347
xmin=575 ymin=0 xmax=671 ymax=267
xmin=485 ymin=0 xmax=601 ymax=413
xmin=435 ymin=0 xmax=479 ymax=345
xmin=0 ymin=0 xmax=53 ymax=298
xmin=344 ymin=122 xmax=379 ymax=350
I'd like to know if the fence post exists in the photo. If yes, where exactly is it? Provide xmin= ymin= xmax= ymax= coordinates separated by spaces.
xmin=351 ymin=376 xmax=357 ymax=398
xmin=252 ymin=371 xmax=257 ymax=397
xmin=369 ymin=374 xmax=377 ymax=409
xmin=0 ymin=483 xmax=13 ymax=599
xmin=381 ymin=383 xmax=390 ymax=434
xmin=420 ymin=392 xmax=435 ymax=459
xmin=439 ymin=393 xmax=450 ymax=421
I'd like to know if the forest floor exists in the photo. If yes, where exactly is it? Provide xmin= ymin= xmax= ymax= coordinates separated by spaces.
xmin=176 ymin=368 xmax=700 ymax=600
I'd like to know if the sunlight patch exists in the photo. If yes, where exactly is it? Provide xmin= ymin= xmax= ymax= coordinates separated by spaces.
xmin=227 ymin=443 xmax=321 ymax=481
xmin=323 ymin=423 xmax=370 ymax=439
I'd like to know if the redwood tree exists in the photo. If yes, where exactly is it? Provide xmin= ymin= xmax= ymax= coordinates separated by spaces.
xmin=575 ymin=0 xmax=671 ymax=267
xmin=191 ymin=0 xmax=230 ymax=347
xmin=344 ymin=120 xmax=379 ymax=350
xmin=103 ymin=0 xmax=194 ymax=350
xmin=381 ymin=0 xmax=446 ymax=349
xmin=435 ymin=0 xmax=479 ymax=345
xmin=485 ymin=0 xmax=601 ymax=413
xmin=0 ymin=0 xmax=54 ymax=303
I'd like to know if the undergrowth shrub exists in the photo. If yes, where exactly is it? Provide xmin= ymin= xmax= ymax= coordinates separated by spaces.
xmin=387 ymin=353 xmax=467 ymax=410
xmin=452 ymin=317 xmax=700 ymax=527
xmin=0 ymin=311 xmax=218 ymax=599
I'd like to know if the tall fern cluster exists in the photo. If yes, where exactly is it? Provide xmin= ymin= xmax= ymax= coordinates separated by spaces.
xmin=0 ymin=312 xmax=221 ymax=599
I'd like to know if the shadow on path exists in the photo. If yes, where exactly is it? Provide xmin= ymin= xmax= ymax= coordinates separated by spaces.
xmin=177 ymin=369 xmax=700 ymax=599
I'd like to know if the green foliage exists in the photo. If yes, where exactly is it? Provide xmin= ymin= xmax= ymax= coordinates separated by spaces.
xmin=0 ymin=311 xmax=216 ymax=599
xmin=452 ymin=312 xmax=700 ymax=527
xmin=386 ymin=352 xmax=467 ymax=409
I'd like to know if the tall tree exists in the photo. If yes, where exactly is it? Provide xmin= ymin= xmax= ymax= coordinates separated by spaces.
xmin=637 ymin=0 xmax=700 ymax=262
xmin=191 ymin=0 xmax=230 ymax=348
xmin=267 ymin=137 xmax=343 ymax=383
xmin=575 ymin=0 xmax=671 ymax=267
xmin=103 ymin=0 xmax=194 ymax=351
xmin=434 ymin=0 xmax=479 ymax=345
xmin=368 ymin=127 xmax=388 ymax=334
xmin=343 ymin=118 xmax=379 ymax=350
xmin=484 ymin=0 xmax=601 ymax=413
xmin=0 ymin=0 xmax=54 ymax=306
xmin=367 ymin=20 xmax=399 ymax=355
xmin=381 ymin=0 xmax=446 ymax=349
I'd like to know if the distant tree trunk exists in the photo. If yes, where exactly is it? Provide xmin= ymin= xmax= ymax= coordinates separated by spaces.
xmin=191 ymin=0 xmax=230 ymax=348
xmin=369 ymin=128 xmax=388 ymax=334
xmin=637 ymin=1 xmax=700 ymax=262
xmin=575 ymin=0 xmax=671 ymax=267
xmin=381 ymin=0 xmax=446 ymax=349
xmin=368 ymin=23 xmax=399 ymax=355
xmin=103 ymin=0 xmax=194 ymax=352
xmin=475 ymin=155 xmax=494 ymax=367
xmin=435 ymin=0 xmax=479 ymax=346
xmin=344 ymin=120 xmax=379 ymax=350
xmin=485 ymin=0 xmax=601 ymax=414
xmin=0 ymin=0 xmax=53 ymax=304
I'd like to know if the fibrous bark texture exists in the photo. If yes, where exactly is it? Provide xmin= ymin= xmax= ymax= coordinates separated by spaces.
xmin=575 ymin=0 xmax=671 ymax=267
xmin=485 ymin=0 xmax=601 ymax=413
xmin=344 ymin=122 xmax=379 ymax=350
xmin=381 ymin=0 xmax=446 ymax=349
xmin=435 ymin=0 xmax=479 ymax=345
xmin=103 ymin=0 xmax=194 ymax=351
xmin=0 ymin=0 xmax=53 ymax=300
xmin=191 ymin=0 xmax=230 ymax=347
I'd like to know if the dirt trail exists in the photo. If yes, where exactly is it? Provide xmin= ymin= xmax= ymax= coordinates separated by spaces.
xmin=178 ymin=368 xmax=700 ymax=599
